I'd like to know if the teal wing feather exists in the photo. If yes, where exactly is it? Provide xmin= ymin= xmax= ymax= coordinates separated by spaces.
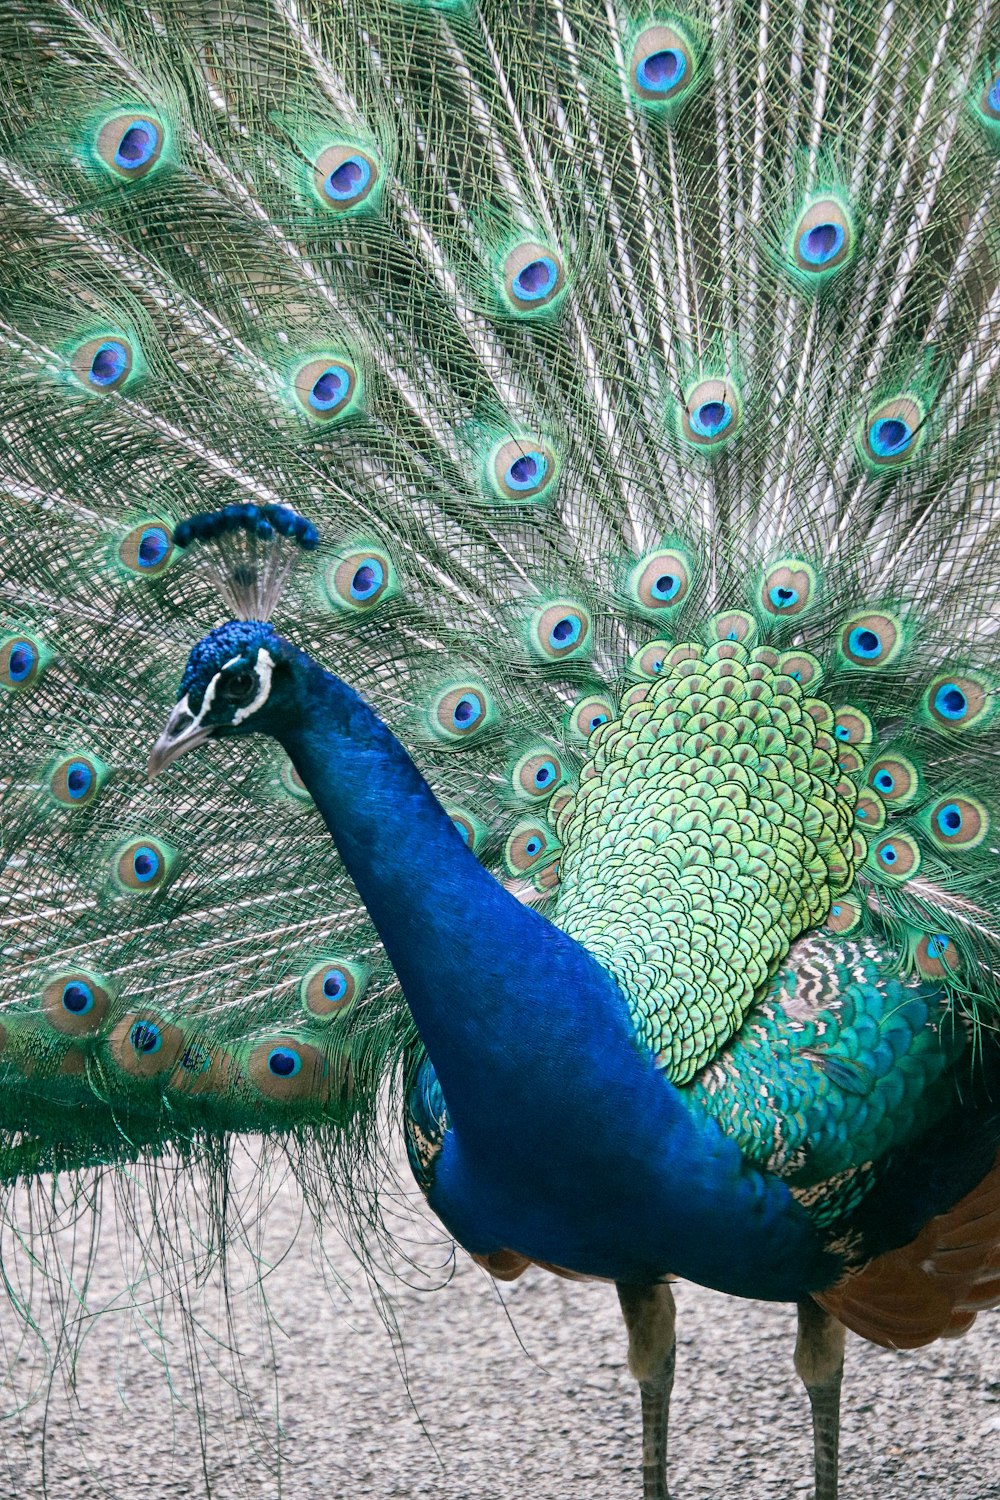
xmin=691 ymin=933 xmax=966 ymax=1202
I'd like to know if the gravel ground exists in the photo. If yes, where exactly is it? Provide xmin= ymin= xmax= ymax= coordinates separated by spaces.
xmin=0 ymin=1155 xmax=997 ymax=1500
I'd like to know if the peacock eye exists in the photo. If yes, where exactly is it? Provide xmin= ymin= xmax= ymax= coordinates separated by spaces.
xmin=219 ymin=669 xmax=257 ymax=704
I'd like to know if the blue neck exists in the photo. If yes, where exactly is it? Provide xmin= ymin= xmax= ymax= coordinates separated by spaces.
xmin=277 ymin=656 xmax=634 ymax=1134
xmin=275 ymin=653 xmax=834 ymax=1297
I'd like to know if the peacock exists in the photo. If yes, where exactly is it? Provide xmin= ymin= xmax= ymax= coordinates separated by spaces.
xmin=3 ymin=0 xmax=1000 ymax=1495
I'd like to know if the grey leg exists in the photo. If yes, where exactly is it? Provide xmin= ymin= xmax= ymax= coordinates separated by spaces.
xmin=617 ymin=1281 xmax=677 ymax=1500
xmin=795 ymin=1298 xmax=846 ymax=1500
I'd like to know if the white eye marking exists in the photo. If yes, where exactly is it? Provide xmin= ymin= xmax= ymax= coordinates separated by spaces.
xmin=232 ymin=647 xmax=274 ymax=724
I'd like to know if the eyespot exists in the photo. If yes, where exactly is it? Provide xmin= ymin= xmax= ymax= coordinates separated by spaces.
xmin=301 ymin=959 xmax=366 ymax=1018
xmin=118 ymin=521 xmax=174 ymax=576
xmin=70 ymin=335 xmax=133 ymax=392
xmin=528 ymin=601 xmax=591 ymax=662
xmin=679 ymin=379 xmax=740 ymax=449
xmin=430 ymin=682 xmax=495 ymax=743
xmin=446 ymin=807 xmax=485 ymax=851
xmin=853 ymin=791 xmax=886 ymax=830
xmin=0 ymin=634 xmax=44 ymax=690
xmin=832 ymin=706 xmax=874 ymax=746
xmin=113 ymin=837 xmax=173 ymax=893
xmin=95 ymin=113 xmax=165 ymax=179
xmin=512 ymin=747 xmax=565 ymax=800
xmin=706 ymin=611 xmax=757 ymax=646
xmin=248 ymin=1035 xmax=331 ymax=1103
xmin=924 ymin=671 xmax=993 ymax=731
xmin=859 ymin=394 xmax=924 ymax=467
xmin=790 ymin=197 xmax=854 ymax=277
xmin=280 ymin=758 xmax=311 ymax=802
xmin=869 ymin=832 xmax=921 ymax=881
xmin=628 ymin=548 xmax=693 ymax=614
xmin=489 ymin=438 xmax=557 ymax=501
xmin=502 ymin=242 xmax=566 ymax=314
xmin=109 ymin=1012 xmax=185 ymax=1076
xmin=49 ymin=753 xmax=104 ymax=807
xmin=314 ymin=145 xmax=380 ymax=210
xmin=839 ymin=610 xmax=903 ymax=669
xmin=826 ymin=896 xmax=862 ymax=934
xmin=293 ymin=356 xmax=359 ymax=421
xmin=567 ymin=692 xmax=615 ymax=741
xmin=42 ymin=971 xmax=111 ymax=1036
xmin=629 ymin=24 xmax=697 ymax=104
xmin=866 ymin=753 xmax=919 ymax=807
xmin=914 ymin=931 xmax=961 ymax=980
xmin=776 ymin=650 xmax=823 ymax=688
xmin=925 ymin=795 xmax=989 ymax=851
xmin=630 ymin=639 xmax=673 ymax=679
xmin=504 ymin=820 xmax=559 ymax=874
xmin=978 ymin=67 xmax=1000 ymax=124
xmin=759 ymin=559 xmax=818 ymax=618
xmin=326 ymin=548 xmax=394 ymax=611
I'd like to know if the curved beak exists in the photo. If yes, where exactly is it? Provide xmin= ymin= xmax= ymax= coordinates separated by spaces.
xmin=147 ymin=698 xmax=212 ymax=779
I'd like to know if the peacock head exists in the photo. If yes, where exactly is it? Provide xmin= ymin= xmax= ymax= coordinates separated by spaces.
xmin=148 ymin=619 xmax=295 ymax=776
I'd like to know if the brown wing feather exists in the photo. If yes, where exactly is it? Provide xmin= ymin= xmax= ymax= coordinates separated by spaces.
xmin=816 ymin=1149 xmax=1000 ymax=1348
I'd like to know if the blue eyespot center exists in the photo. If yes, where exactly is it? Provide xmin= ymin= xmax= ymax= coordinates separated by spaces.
xmin=691 ymin=400 xmax=731 ymax=438
xmin=309 ymin=366 xmax=349 ymax=410
xmin=89 ymin=340 xmax=128 ymax=387
xmin=525 ymin=838 xmax=542 ymax=857
xmin=133 ymin=846 xmax=160 ymax=882
xmin=870 ymin=416 xmax=913 ymax=457
xmin=534 ymin=761 xmax=556 ymax=787
xmin=115 ymin=119 xmax=159 ymax=169
xmin=849 ymin=627 xmax=882 ymax=659
xmin=637 ymin=48 xmax=686 ymax=92
xmin=550 ymin=615 xmax=580 ymax=647
xmin=506 ymin=452 xmax=547 ymax=490
xmin=651 ymin=572 xmax=682 ymax=602
xmin=769 ymin=585 xmax=799 ymax=610
xmin=8 ymin=643 xmax=36 ymax=681
xmin=453 ymin=694 xmax=482 ymax=728
xmin=830 ymin=905 xmax=842 ymax=918
xmin=935 ymin=684 xmax=968 ymax=720
xmin=137 ymin=527 xmax=170 ymax=568
xmin=63 ymin=981 xmax=94 ymax=1015
xmin=927 ymin=934 xmax=951 ymax=959
xmin=880 ymin=844 xmax=898 ymax=864
xmin=936 ymin=802 xmax=963 ymax=835
xmin=990 ymin=77 xmax=1000 ymax=113
xmin=800 ymin=221 xmax=845 ymax=265
xmin=130 ymin=1021 xmax=162 ymax=1054
xmin=350 ymin=559 xmax=384 ymax=600
xmin=874 ymin=770 xmax=895 ymax=793
xmin=325 ymin=156 xmax=371 ymax=200
xmin=66 ymin=761 xmax=93 ymax=798
xmin=834 ymin=725 xmax=850 ymax=741
xmin=268 ymin=1046 xmax=302 ymax=1078
xmin=323 ymin=970 xmax=347 ymax=1001
xmin=513 ymin=257 xmax=558 ymax=301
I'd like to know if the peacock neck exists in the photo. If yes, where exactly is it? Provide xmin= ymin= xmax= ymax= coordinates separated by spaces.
xmin=276 ymin=654 xmax=634 ymax=1135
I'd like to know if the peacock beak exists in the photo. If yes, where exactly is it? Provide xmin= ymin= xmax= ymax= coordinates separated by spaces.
xmin=147 ymin=697 xmax=212 ymax=778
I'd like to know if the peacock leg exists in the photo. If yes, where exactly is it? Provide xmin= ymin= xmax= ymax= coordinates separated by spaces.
xmin=795 ymin=1298 xmax=847 ymax=1500
xmin=616 ymin=1280 xmax=677 ymax=1500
